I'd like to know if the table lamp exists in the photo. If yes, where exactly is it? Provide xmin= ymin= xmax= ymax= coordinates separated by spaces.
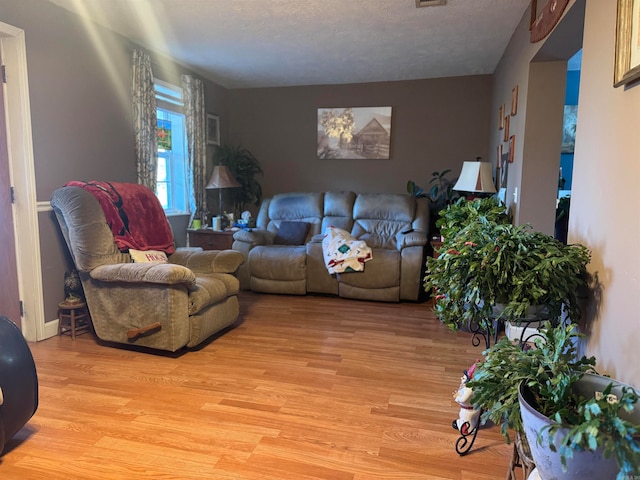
xmin=453 ymin=159 xmax=497 ymax=195
xmin=206 ymin=165 xmax=240 ymax=223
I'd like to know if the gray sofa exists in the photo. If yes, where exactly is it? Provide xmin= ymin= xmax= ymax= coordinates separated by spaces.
xmin=232 ymin=191 xmax=430 ymax=302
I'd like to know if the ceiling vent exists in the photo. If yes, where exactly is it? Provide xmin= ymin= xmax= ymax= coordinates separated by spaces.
xmin=415 ymin=0 xmax=446 ymax=7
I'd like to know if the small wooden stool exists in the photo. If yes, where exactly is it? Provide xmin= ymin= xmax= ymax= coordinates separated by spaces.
xmin=57 ymin=301 xmax=90 ymax=340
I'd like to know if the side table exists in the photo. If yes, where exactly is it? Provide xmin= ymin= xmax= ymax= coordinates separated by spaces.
xmin=187 ymin=228 xmax=235 ymax=250
xmin=58 ymin=301 xmax=90 ymax=340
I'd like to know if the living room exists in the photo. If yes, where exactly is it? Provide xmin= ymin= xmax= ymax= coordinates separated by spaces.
xmin=1 ymin=0 xmax=639 ymax=477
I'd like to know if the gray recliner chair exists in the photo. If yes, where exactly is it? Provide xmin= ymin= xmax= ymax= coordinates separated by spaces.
xmin=51 ymin=184 xmax=244 ymax=352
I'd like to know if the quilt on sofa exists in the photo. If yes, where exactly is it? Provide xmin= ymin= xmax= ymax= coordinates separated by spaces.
xmin=322 ymin=226 xmax=372 ymax=274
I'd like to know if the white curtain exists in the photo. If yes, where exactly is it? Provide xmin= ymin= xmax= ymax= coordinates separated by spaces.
xmin=181 ymin=74 xmax=208 ymax=223
xmin=131 ymin=49 xmax=157 ymax=190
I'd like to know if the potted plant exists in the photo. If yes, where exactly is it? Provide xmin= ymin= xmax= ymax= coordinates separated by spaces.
xmin=467 ymin=323 xmax=640 ymax=479
xmin=407 ymin=169 xmax=459 ymax=236
xmin=424 ymin=221 xmax=591 ymax=336
xmin=435 ymin=196 xmax=511 ymax=242
xmin=212 ymin=144 xmax=263 ymax=214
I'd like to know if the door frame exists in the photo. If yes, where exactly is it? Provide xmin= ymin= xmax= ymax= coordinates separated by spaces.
xmin=1 ymin=22 xmax=46 ymax=342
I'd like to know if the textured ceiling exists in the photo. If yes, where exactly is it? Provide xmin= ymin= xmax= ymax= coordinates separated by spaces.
xmin=44 ymin=0 xmax=531 ymax=89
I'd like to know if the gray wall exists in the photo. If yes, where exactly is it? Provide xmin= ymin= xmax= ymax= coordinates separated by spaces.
xmin=226 ymin=76 xmax=493 ymax=201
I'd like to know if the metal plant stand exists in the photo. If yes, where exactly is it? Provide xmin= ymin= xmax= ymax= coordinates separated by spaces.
xmin=452 ymin=315 xmax=545 ymax=459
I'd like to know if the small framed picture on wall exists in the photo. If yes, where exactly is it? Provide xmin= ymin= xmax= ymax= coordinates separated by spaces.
xmin=207 ymin=114 xmax=220 ymax=146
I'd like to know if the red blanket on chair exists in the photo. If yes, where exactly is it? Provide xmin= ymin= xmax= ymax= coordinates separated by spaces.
xmin=65 ymin=181 xmax=175 ymax=254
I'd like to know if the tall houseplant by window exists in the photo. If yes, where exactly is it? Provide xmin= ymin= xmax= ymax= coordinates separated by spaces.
xmin=212 ymin=144 xmax=263 ymax=215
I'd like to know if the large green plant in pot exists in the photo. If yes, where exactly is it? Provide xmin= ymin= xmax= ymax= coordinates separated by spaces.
xmin=212 ymin=144 xmax=263 ymax=214
xmin=424 ymin=221 xmax=590 ymax=334
xmin=436 ymin=196 xmax=511 ymax=242
xmin=467 ymin=323 xmax=640 ymax=479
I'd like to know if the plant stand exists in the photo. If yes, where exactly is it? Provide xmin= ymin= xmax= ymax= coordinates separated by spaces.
xmin=452 ymin=417 xmax=481 ymax=456
xmin=506 ymin=431 xmax=535 ymax=480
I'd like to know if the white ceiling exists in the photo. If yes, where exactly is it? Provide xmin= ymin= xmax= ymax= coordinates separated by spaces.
xmin=44 ymin=0 xmax=531 ymax=89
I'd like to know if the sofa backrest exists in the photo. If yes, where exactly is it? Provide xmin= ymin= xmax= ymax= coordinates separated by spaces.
xmin=350 ymin=193 xmax=416 ymax=249
xmin=51 ymin=186 xmax=131 ymax=272
xmin=321 ymin=191 xmax=356 ymax=233
xmin=256 ymin=191 xmax=429 ymax=249
xmin=257 ymin=192 xmax=325 ymax=239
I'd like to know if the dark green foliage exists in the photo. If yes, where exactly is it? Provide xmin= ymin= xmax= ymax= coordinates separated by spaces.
xmin=468 ymin=322 xmax=596 ymax=441
xmin=436 ymin=197 xmax=511 ymax=241
xmin=468 ymin=323 xmax=640 ymax=478
xmin=424 ymin=222 xmax=590 ymax=333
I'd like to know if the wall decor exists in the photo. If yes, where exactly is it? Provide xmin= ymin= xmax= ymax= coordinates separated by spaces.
xmin=614 ymin=0 xmax=640 ymax=87
xmin=511 ymin=85 xmax=519 ymax=116
xmin=530 ymin=0 xmax=570 ymax=43
xmin=317 ymin=106 xmax=392 ymax=159
xmin=508 ymin=135 xmax=515 ymax=163
xmin=499 ymin=104 xmax=505 ymax=129
xmin=206 ymin=113 xmax=220 ymax=146
xmin=503 ymin=115 xmax=510 ymax=142
xmin=561 ymin=105 xmax=578 ymax=153
xmin=157 ymin=119 xmax=172 ymax=150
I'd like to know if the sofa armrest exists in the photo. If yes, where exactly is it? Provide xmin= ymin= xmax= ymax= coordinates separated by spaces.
xmin=90 ymin=263 xmax=196 ymax=286
xmin=169 ymin=249 xmax=244 ymax=274
xmin=233 ymin=228 xmax=275 ymax=246
xmin=308 ymin=233 xmax=325 ymax=243
xmin=396 ymin=230 xmax=428 ymax=250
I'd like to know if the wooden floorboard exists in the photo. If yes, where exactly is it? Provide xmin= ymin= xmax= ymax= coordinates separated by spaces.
xmin=0 ymin=292 xmax=513 ymax=479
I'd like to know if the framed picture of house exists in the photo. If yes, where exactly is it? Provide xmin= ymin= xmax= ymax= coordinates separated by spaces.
xmin=207 ymin=113 xmax=220 ymax=146
xmin=317 ymin=106 xmax=392 ymax=159
xmin=614 ymin=0 xmax=640 ymax=87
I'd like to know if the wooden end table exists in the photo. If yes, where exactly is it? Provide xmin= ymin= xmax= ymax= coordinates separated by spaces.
xmin=187 ymin=228 xmax=235 ymax=250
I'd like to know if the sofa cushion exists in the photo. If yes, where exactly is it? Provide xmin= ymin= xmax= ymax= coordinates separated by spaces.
xmin=336 ymin=248 xmax=400 ymax=289
xmin=274 ymin=221 xmax=310 ymax=245
xmin=249 ymin=245 xmax=306 ymax=281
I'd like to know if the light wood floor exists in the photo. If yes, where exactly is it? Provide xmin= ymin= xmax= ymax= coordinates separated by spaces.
xmin=1 ymin=292 xmax=513 ymax=479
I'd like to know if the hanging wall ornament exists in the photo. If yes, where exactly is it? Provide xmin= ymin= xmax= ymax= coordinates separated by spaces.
xmin=530 ymin=0 xmax=570 ymax=43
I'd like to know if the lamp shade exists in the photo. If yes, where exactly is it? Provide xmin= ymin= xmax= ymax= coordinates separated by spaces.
xmin=206 ymin=165 xmax=240 ymax=189
xmin=453 ymin=161 xmax=496 ymax=193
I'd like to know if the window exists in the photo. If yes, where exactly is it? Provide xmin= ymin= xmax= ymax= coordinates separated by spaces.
xmin=155 ymin=80 xmax=189 ymax=215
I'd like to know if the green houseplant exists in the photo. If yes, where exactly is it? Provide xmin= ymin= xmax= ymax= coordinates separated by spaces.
xmin=424 ymin=221 xmax=591 ymax=335
xmin=407 ymin=169 xmax=459 ymax=235
xmin=467 ymin=323 xmax=640 ymax=479
xmin=212 ymin=144 xmax=263 ymax=214
xmin=435 ymin=196 xmax=511 ymax=242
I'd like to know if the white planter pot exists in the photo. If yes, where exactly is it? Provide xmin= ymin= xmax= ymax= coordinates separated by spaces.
xmin=518 ymin=373 xmax=640 ymax=480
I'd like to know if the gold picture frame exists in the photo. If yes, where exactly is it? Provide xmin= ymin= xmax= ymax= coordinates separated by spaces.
xmin=614 ymin=0 xmax=640 ymax=87
xmin=511 ymin=85 xmax=519 ymax=116
xmin=499 ymin=104 xmax=505 ymax=129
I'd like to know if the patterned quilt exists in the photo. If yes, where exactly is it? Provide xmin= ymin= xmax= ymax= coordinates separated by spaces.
xmin=322 ymin=226 xmax=373 ymax=274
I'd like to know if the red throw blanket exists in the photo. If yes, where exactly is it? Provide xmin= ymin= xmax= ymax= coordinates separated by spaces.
xmin=66 ymin=181 xmax=175 ymax=254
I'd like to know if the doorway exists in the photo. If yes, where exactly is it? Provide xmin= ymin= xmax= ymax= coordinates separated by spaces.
xmin=1 ymin=22 xmax=45 ymax=341
xmin=0 ymin=47 xmax=21 ymax=326
xmin=556 ymin=49 xmax=582 ymax=244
